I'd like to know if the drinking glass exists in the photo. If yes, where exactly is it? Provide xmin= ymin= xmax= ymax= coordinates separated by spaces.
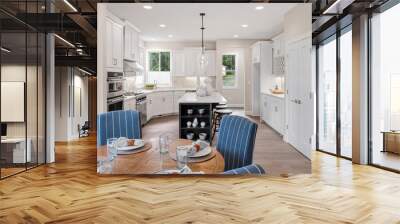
xmin=159 ymin=134 xmax=170 ymax=154
xmin=159 ymin=134 xmax=171 ymax=170
xmin=176 ymin=146 xmax=188 ymax=169
xmin=107 ymin=138 xmax=118 ymax=160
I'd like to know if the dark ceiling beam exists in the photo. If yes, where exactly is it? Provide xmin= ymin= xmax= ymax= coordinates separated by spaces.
xmin=67 ymin=14 xmax=97 ymax=39
xmin=55 ymin=55 xmax=96 ymax=68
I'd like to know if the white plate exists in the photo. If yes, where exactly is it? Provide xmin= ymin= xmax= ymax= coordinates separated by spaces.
xmin=188 ymin=146 xmax=212 ymax=158
xmin=117 ymin=139 xmax=145 ymax=151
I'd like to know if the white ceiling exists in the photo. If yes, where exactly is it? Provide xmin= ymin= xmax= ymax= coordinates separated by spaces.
xmin=106 ymin=3 xmax=297 ymax=42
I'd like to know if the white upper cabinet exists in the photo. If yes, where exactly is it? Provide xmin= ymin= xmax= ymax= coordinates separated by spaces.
xmin=251 ymin=42 xmax=261 ymax=63
xmin=272 ymin=34 xmax=285 ymax=58
xmin=184 ymin=48 xmax=201 ymax=76
xmin=124 ymin=23 xmax=139 ymax=62
xmin=204 ymin=50 xmax=216 ymax=76
xmin=183 ymin=48 xmax=216 ymax=76
xmin=104 ymin=16 xmax=123 ymax=69
xmin=172 ymin=50 xmax=185 ymax=76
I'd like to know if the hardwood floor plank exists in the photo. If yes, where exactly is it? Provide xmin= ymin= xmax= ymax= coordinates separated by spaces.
xmin=0 ymin=116 xmax=399 ymax=223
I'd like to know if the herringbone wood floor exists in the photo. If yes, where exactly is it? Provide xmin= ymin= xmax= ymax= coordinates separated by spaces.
xmin=1 ymin=132 xmax=400 ymax=223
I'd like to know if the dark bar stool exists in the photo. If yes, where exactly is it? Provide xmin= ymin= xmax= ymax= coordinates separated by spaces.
xmin=211 ymin=109 xmax=232 ymax=145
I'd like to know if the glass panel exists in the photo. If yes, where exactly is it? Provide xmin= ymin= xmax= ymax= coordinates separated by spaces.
xmin=160 ymin=52 xmax=170 ymax=72
xmin=222 ymin=55 xmax=236 ymax=87
xmin=371 ymin=3 xmax=400 ymax=171
xmin=340 ymin=29 xmax=352 ymax=158
xmin=27 ymin=30 xmax=38 ymax=169
xmin=149 ymin=52 xmax=159 ymax=72
xmin=1 ymin=30 xmax=28 ymax=178
xmin=318 ymin=37 xmax=337 ymax=154
xmin=38 ymin=33 xmax=46 ymax=165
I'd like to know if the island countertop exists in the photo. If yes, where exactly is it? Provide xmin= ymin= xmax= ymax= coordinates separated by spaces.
xmin=178 ymin=92 xmax=227 ymax=104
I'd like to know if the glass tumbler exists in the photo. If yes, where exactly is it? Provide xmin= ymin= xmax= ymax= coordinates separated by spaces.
xmin=107 ymin=138 xmax=118 ymax=161
xmin=176 ymin=146 xmax=188 ymax=169
xmin=159 ymin=134 xmax=170 ymax=170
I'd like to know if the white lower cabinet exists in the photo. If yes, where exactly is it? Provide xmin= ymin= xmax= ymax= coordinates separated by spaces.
xmin=147 ymin=91 xmax=175 ymax=120
xmin=261 ymin=93 xmax=284 ymax=135
xmin=173 ymin=91 xmax=186 ymax=113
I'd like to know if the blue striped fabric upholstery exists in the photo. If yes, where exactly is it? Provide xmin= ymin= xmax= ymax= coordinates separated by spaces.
xmin=97 ymin=110 xmax=142 ymax=146
xmin=223 ymin=164 xmax=265 ymax=175
xmin=216 ymin=115 xmax=258 ymax=171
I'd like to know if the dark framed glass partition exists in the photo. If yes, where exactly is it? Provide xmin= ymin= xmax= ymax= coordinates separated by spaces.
xmin=316 ymin=25 xmax=353 ymax=159
xmin=0 ymin=1 xmax=47 ymax=179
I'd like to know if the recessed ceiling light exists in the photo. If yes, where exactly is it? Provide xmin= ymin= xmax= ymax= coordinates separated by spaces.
xmin=143 ymin=5 xmax=152 ymax=10
xmin=233 ymin=34 xmax=239 ymax=38
xmin=168 ymin=34 xmax=173 ymax=38
xmin=241 ymin=24 xmax=248 ymax=28
xmin=159 ymin=24 xmax=166 ymax=28
xmin=255 ymin=6 xmax=264 ymax=10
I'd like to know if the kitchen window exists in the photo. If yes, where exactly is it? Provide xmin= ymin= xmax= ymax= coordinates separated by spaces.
xmin=147 ymin=51 xmax=171 ymax=87
xmin=222 ymin=54 xmax=237 ymax=88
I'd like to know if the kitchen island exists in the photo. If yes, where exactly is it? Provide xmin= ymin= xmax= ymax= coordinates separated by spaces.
xmin=178 ymin=92 xmax=227 ymax=142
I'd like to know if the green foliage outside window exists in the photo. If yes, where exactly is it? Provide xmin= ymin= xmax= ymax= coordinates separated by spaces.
xmin=149 ymin=51 xmax=170 ymax=72
xmin=222 ymin=54 xmax=236 ymax=87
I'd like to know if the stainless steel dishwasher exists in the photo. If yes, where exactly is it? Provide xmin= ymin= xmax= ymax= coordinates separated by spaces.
xmin=135 ymin=94 xmax=147 ymax=126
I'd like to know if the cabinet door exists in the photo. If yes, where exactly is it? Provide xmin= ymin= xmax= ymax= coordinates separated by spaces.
xmin=112 ymin=22 xmax=124 ymax=69
xmin=131 ymin=30 xmax=139 ymax=61
xmin=252 ymin=43 xmax=260 ymax=63
xmin=184 ymin=48 xmax=201 ymax=76
xmin=139 ymin=47 xmax=145 ymax=67
xmin=172 ymin=50 xmax=185 ymax=76
xmin=124 ymin=26 xmax=133 ymax=60
xmin=162 ymin=92 xmax=174 ymax=114
xmin=174 ymin=91 xmax=185 ymax=113
xmin=205 ymin=51 xmax=216 ymax=76
xmin=105 ymin=18 xmax=114 ymax=68
xmin=147 ymin=94 xmax=154 ymax=120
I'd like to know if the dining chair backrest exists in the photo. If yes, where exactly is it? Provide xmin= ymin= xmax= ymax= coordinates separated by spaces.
xmin=216 ymin=115 xmax=258 ymax=171
xmin=223 ymin=164 xmax=265 ymax=175
xmin=97 ymin=110 xmax=142 ymax=146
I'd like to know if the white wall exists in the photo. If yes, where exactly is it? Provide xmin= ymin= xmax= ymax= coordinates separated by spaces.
xmin=216 ymin=39 xmax=257 ymax=108
xmin=55 ymin=67 xmax=89 ymax=141
xmin=283 ymin=4 xmax=312 ymax=45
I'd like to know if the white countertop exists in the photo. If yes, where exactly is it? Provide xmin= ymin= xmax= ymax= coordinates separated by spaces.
xmin=261 ymin=91 xmax=285 ymax=99
xmin=138 ymin=88 xmax=196 ymax=94
xmin=178 ymin=92 xmax=227 ymax=104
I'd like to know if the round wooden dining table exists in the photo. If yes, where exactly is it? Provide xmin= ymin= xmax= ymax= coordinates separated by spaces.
xmin=97 ymin=139 xmax=225 ymax=174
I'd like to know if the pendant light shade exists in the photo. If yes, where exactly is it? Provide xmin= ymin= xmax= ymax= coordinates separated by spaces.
xmin=199 ymin=13 xmax=208 ymax=73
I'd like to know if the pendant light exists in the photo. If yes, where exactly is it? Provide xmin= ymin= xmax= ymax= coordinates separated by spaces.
xmin=199 ymin=12 xmax=208 ymax=72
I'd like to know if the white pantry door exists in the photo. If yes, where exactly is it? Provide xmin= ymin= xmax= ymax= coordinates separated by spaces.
xmin=286 ymin=38 xmax=314 ymax=159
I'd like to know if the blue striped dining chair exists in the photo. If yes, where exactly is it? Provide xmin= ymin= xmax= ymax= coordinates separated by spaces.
xmin=223 ymin=164 xmax=265 ymax=175
xmin=97 ymin=110 xmax=142 ymax=146
xmin=216 ymin=115 xmax=258 ymax=171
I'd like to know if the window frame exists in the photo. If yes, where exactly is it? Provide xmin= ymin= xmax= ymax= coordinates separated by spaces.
xmin=221 ymin=53 xmax=238 ymax=89
xmin=146 ymin=49 xmax=172 ymax=87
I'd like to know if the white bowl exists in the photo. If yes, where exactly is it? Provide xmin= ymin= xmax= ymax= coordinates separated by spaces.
xmin=198 ymin=109 xmax=205 ymax=115
xmin=186 ymin=133 xmax=194 ymax=140
xmin=199 ymin=133 xmax=207 ymax=140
